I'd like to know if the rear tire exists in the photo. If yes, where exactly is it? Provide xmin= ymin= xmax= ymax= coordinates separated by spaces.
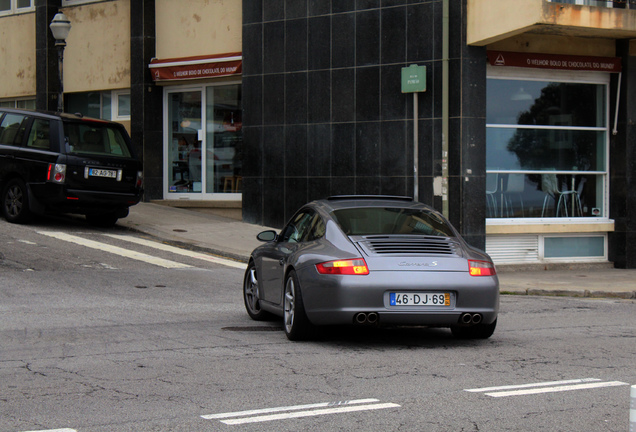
xmin=451 ymin=318 xmax=497 ymax=340
xmin=283 ymin=270 xmax=313 ymax=341
xmin=2 ymin=178 xmax=32 ymax=224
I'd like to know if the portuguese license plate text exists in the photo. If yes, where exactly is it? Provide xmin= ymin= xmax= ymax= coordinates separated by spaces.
xmin=390 ymin=292 xmax=450 ymax=306
xmin=89 ymin=168 xmax=117 ymax=178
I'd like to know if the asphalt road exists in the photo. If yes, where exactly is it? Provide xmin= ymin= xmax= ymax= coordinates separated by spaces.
xmin=1 ymin=216 xmax=635 ymax=432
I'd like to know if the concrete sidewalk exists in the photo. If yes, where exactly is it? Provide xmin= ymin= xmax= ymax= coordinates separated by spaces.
xmin=119 ymin=203 xmax=636 ymax=300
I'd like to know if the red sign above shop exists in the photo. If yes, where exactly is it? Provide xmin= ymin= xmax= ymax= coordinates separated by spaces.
xmin=487 ymin=51 xmax=621 ymax=73
xmin=149 ymin=52 xmax=242 ymax=82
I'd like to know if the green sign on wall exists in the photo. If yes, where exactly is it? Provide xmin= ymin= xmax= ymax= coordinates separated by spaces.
xmin=401 ymin=64 xmax=427 ymax=93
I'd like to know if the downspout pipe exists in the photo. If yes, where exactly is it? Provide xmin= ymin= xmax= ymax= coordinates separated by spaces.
xmin=442 ymin=0 xmax=450 ymax=218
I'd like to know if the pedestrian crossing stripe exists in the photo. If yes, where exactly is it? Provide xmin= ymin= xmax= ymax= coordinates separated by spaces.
xmin=202 ymin=398 xmax=401 ymax=425
xmin=465 ymin=378 xmax=629 ymax=398
xmin=38 ymin=231 xmax=192 ymax=269
xmin=104 ymin=234 xmax=246 ymax=269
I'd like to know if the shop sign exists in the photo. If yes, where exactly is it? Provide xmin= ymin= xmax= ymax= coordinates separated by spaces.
xmin=488 ymin=51 xmax=621 ymax=73
xmin=149 ymin=53 xmax=242 ymax=82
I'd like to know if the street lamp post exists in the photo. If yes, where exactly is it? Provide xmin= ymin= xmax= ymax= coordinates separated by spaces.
xmin=49 ymin=12 xmax=71 ymax=113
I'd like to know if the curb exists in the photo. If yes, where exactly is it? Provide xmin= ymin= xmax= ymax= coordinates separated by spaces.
xmin=502 ymin=289 xmax=636 ymax=299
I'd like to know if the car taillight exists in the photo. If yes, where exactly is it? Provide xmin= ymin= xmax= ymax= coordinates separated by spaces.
xmin=135 ymin=171 xmax=143 ymax=188
xmin=468 ymin=260 xmax=496 ymax=276
xmin=316 ymin=258 xmax=369 ymax=275
xmin=47 ymin=163 xmax=66 ymax=183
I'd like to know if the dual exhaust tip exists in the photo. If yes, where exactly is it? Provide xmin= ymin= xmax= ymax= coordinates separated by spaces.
xmin=354 ymin=312 xmax=378 ymax=325
xmin=460 ymin=312 xmax=482 ymax=325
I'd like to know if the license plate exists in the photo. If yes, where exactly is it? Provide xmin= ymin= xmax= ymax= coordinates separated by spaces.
xmin=389 ymin=292 xmax=450 ymax=307
xmin=88 ymin=168 xmax=117 ymax=178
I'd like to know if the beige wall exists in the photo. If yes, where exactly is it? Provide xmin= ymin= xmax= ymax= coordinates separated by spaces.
xmin=155 ymin=0 xmax=242 ymax=60
xmin=0 ymin=13 xmax=36 ymax=99
xmin=62 ymin=0 xmax=130 ymax=93
xmin=469 ymin=0 xmax=636 ymax=46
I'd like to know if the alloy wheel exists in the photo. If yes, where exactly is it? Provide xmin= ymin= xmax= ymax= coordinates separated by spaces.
xmin=245 ymin=267 xmax=261 ymax=315
xmin=5 ymin=184 xmax=23 ymax=218
xmin=284 ymin=277 xmax=296 ymax=334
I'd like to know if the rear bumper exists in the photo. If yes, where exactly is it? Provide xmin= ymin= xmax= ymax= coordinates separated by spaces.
xmin=29 ymin=183 xmax=142 ymax=215
xmin=296 ymin=267 xmax=499 ymax=327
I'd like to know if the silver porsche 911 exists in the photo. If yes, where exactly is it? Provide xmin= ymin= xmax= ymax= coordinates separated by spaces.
xmin=243 ymin=196 xmax=499 ymax=341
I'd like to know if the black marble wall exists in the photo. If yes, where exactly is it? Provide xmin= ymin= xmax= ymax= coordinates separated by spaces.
xmin=609 ymin=40 xmax=636 ymax=269
xmin=130 ymin=0 xmax=163 ymax=200
xmin=242 ymin=0 xmax=487 ymax=249
xmin=35 ymin=0 xmax=62 ymax=112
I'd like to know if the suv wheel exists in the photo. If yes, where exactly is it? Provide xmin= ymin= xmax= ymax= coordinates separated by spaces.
xmin=2 ymin=179 xmax=32 ymax=224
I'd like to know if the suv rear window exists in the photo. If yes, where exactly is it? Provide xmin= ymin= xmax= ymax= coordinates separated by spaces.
xmin=64 ymin=122 xmax=132 ymax=157
xmin=332 ymin=207 xmax=455 ymax=237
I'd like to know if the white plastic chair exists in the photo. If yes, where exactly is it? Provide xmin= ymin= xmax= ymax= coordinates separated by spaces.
xmin=541 ymin=173 xmax=582 ymax=217
xmin=503 ymin=174 xmax=525 ymax=217
xmin=486 ymin=173 xmax=498 ymax=218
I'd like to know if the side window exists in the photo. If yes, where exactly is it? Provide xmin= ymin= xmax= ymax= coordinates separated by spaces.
xmin=304 ymin=214 xmax=326 ymax=242
xmin=280 ymin=210 xmax=315 ymax=243
xmin=0 ymin=113 xmax=27 ymax=146
xmin=26 ymin=119 xmax=51 ymax=150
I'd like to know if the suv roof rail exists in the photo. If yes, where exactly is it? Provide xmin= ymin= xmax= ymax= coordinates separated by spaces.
xmin=327 ymin=195 xmax=414 ymax=202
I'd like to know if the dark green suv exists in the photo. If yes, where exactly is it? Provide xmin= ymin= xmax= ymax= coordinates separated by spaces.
xmin=0 ymin=108 xmax=143 ymax=226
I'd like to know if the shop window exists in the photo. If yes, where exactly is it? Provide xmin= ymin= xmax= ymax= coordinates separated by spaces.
xmin=206 ymin=84 xmax=242 ymax=194
xmin=0 ymin=0 xmax=33 ymax=15
xmin=547 ymin=0 xmax=634 ymax=8
xmin=66 ymin=90 xmax=128 ymax=121
xmin=0 ymin=99 xmax=35 ymax=109
xmin=486 ymin=73 xmax=608 ymax=219
xmin=113 ymin=91 xmax=131 ymax=121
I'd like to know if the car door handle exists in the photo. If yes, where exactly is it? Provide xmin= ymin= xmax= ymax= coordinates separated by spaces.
xmin=279 ymin=258 xmax=284 ymax=266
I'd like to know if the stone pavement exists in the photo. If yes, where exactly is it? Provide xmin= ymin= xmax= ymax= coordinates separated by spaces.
xmin=119 ymin=203 xmax=636 ymax=300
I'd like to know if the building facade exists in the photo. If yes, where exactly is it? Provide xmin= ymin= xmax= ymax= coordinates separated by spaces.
xmin=241 ymin=0 xmax=636 ymax=268
xmin=2 ymin=0 xmax=636 ymax=268
xmin=1 ymin=0 xmax=244 ymax=219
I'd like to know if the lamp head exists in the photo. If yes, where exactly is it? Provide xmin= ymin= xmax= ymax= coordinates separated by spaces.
xmin=50 ymin=12 xmax=72 ymax=44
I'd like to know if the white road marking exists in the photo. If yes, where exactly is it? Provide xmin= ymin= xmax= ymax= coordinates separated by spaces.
xmin=466 ymin=378 xmax=629 ymax=398
xmin=38 ymin=232 xmax=192 ymax=269
xmin=104 ymin=234 xmax=246 ymax=269
xmin=202 ymin=398 xmax=400 ymax=425
xmin=465 ymin=378 xmax=602 ymax=393
xmin=20 ymin=429 xmax=76 ymax=432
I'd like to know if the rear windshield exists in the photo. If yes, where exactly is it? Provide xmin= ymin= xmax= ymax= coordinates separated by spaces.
xmin=332 ymin=207 xmax=455 ymax=237
xmin=63 ymin=121 xmax=133 ymax=158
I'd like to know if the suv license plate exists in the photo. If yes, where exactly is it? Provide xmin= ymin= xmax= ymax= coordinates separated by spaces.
xmin=389 ymin=292 xmax=450 ymax=307
xmin=88 ymin=168 xmax=117 ymax=179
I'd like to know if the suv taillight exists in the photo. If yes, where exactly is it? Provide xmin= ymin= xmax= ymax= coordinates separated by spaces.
xmin=47 ymin=163 xmax=66 ymax=183
xmin=135 ymin=171 xmax=143 ymax=188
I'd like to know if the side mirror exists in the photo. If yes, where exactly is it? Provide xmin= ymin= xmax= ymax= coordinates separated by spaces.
xmin=257 ymin=230 xmax=278 ymax=242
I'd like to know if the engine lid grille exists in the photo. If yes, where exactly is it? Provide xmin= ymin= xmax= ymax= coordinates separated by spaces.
xmin=356 ymin=236 xmax=458 ymax=256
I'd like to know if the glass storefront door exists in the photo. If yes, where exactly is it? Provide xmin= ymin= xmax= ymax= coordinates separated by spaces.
xmin=165 ymin=84 xmax=242 ymax=198
xmin=167 ymin=90 xmax=203 ymax=195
